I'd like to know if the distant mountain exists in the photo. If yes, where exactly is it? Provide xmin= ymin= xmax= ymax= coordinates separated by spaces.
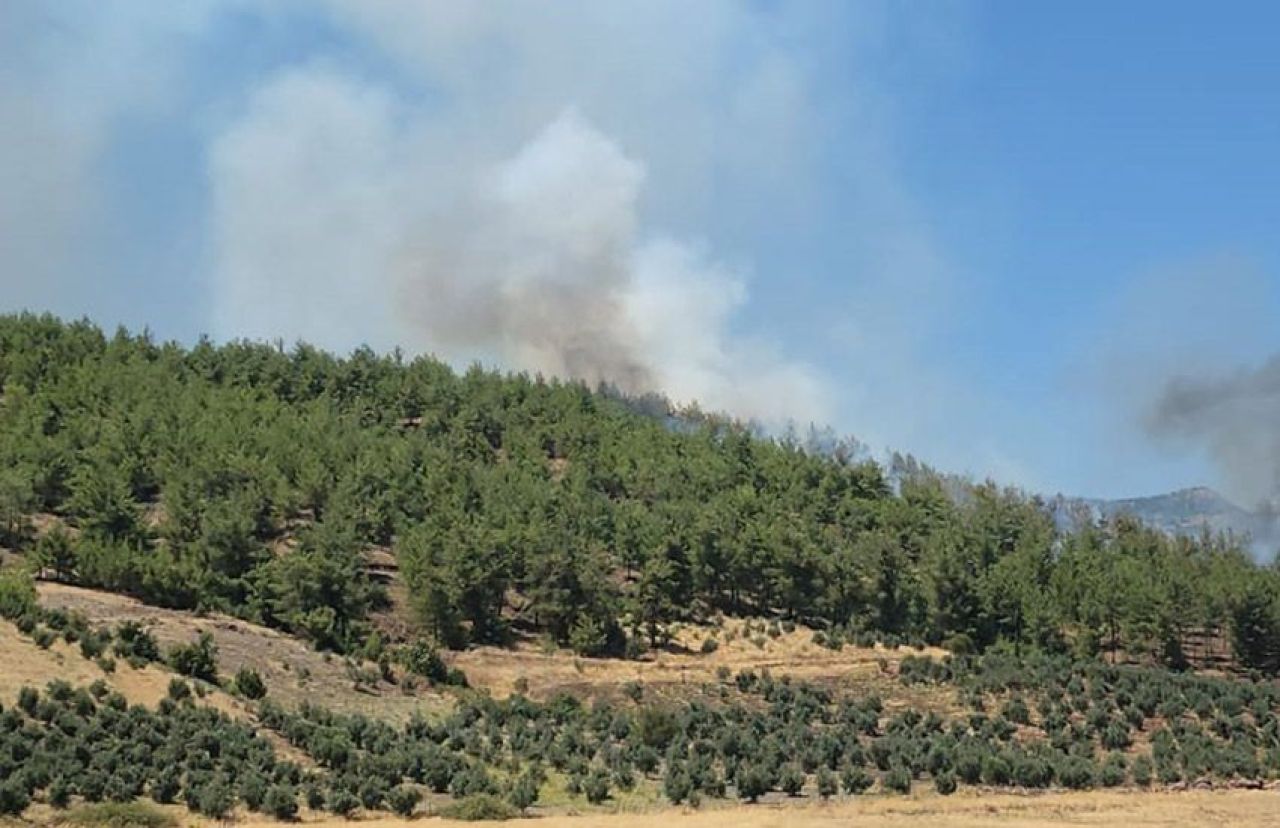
xmin=1053 ymin=486 xmax=1280 ymax=557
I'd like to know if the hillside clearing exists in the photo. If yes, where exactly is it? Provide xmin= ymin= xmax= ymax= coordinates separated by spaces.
xmin=0 ymin=617 xmax=181 ymax=710
xmin=36 ymin=582 xmax=449 ymax=722
xmin=453 ymin=620 xmax=957 ymax=706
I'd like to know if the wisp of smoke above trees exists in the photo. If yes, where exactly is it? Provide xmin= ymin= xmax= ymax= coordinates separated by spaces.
xmin=1148 ymin=355 xmax=1280 ymax=513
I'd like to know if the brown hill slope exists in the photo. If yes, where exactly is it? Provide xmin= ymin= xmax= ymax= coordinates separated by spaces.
xmin=36 ymin=582 xmax=449 ymax=722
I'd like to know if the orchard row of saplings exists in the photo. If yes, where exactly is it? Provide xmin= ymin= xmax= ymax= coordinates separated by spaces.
xmin=3 ymin=642 xmax=1280 ymax=820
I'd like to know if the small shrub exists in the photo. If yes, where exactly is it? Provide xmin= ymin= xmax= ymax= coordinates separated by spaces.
xmin=112 ymin=621 xmax=160 ymax=663
xmin=304 ymin=785 xmax=326 ymax=811
xmin=816 ymin=767 xmax=838 ymax=799
xmin=883 ymin=766 xmax=912 ymax=794
xmin=17 ymin=685 xmax=39 ymax=713
xmin=194 ymin=782 xmax=234 ymax=819
xmin=234 ymin=666 xmax=268 ymax=700
xmin=0 ymin=569 xmax=37 ymax=620
xmin=49 ymin=777 xmax=73 ymax=809
xmin=634 ymin=705 xmax=678 ymax=749
xmin=79 ymin=632 xmax=107 ymax=660
xmin=736 ymin=764 xmax=769 ymax=803
xmin=583 ymin=771 xmax=610 ymax=804
xmin=1001 ymin=696 xmax=1031 ymax=725
xmin=700 ymin=636 xmax=720 ymax=654
xmin=264 ymin=785 xmax=298 ymax=821
xmin=60 ymin=802 xmax=176 ymax=828
xmin=388 ymin=785 xmax=421 ymax=817
xmin=1130 ymin=753 xmax=1153 ymax=786
xmin=1101 ymin=721 xmax=1132 ymax=750
xmin=167 ymin=632 xmax=219 ymax=683
xmin=166 ymin=678 xmax=191 ymax=702
xmin=981 ymin=753 xmax=1011 ymax=786
xmin=663 ymin=767 xmax=692 ymax=804
xmin=439 ymin=794 xmax=518 ymax=821
xmin=780 ymin=763 xmax=805 ymax=796
xmin=240 ymin=773 xmax=267 ymax=810
xmin=150 ymin=771 xmax=180 ymax=805
xmin=1057 ymin=757 xmax=1097 ymax=790
xmin=1100 ymin=756 xmax=1127 ymax=788
xmin=934 ymin=770 xmax=957 ymax=795
xmin=841 ymin=765 xmax=874 ymax=794
xmin=326 ymin=789 xmax=359 ymax=817
xmin=0 ymin=779 xmax=30 ymax=816
xmin=358 ymin=779 xmax=387 ymax=810
xmin=508 ymin=772 xmax=539 ymax=813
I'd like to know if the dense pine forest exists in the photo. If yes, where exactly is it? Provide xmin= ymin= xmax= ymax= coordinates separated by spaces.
xmin=1 ymin=313 xmax=1278 ymax=672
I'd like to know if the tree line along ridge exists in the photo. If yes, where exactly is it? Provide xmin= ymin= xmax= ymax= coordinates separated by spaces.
xmin=0 ymin=313 xmax=1277 ymax=672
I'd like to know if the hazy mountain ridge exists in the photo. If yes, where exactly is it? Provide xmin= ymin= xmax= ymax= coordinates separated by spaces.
xmin=1057 ymin=486 xmax=1280 ymax=557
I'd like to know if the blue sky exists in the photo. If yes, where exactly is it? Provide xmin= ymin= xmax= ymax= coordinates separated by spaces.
xmin=3 ymin=1 xmax=1279 ymax=503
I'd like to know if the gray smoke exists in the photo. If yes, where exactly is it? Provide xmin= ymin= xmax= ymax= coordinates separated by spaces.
xmin=1148 ymin=356 xmax=1280 ymax=511
xmin=392 ymin=112 xmax=655 ymax=394
xmin=209 ymin=73 xmax=831 ymax=423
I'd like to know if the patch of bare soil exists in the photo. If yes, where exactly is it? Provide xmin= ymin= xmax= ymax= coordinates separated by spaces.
xmin=214 ymin=789 xmax=1280 ymax=828
xmin=36 ymin=582 xmax=450 ymax=722
xmin=452 ymin=619 xmax=960 ymax=712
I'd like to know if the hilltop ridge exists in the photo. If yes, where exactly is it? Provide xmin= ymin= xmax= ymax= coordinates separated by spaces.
xmin=1056 ymin=487 xmax=1280 ymax=557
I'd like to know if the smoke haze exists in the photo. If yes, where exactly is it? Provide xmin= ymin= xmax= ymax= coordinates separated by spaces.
xmin=210 ymin=68 xmax=831 ymax=423
xmin=2 ymin=3 xmax=1082 ymax=488
xmin=1148 ymin=357 xmax=1280 ymax=511
xmin=207 ymin=2 xmax=849 ymax=426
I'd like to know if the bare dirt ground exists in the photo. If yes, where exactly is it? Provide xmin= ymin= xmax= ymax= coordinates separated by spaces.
xmin=452 ymin=619 xmax=960 ymax=712
xmin=36 ymin=582 xmax=449 ymax=722
xmin=10 ymin=784 xmax=1279 ymax=828
xmin=214 ymin=789 xmax=1280 ymax=828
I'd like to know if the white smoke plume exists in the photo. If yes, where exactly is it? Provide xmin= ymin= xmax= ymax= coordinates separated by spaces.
xmin=396 ymin=110 xmax=829 ymax=420
xmin=2 ymin=1 xmax=950 ymax=437
xmin=210 ymin=53 xmax=830 ymax=425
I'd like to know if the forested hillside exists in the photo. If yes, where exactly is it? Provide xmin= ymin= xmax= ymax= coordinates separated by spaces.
xmin=1 ymin=314 xmax=1278 ymax=671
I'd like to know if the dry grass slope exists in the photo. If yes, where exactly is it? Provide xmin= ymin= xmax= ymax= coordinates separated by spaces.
xmin=36 ymin=582 xmax=449 ymax=722
xmin=0 ymin=617 xmax=237 ymax=716
xmin=453 ymin=619 xmax=959 ymax=712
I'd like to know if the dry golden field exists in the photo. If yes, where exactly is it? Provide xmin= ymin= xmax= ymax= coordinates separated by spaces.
xmin=451 ymin=619 xmax=957 ymax=707
xmin=11 ymin=789 xmax=1276 ymax=828
xmin=209 ymin=789 xmax=1280 ymax=828
xmin=0 ymin=616 xmax=226 ymax=713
